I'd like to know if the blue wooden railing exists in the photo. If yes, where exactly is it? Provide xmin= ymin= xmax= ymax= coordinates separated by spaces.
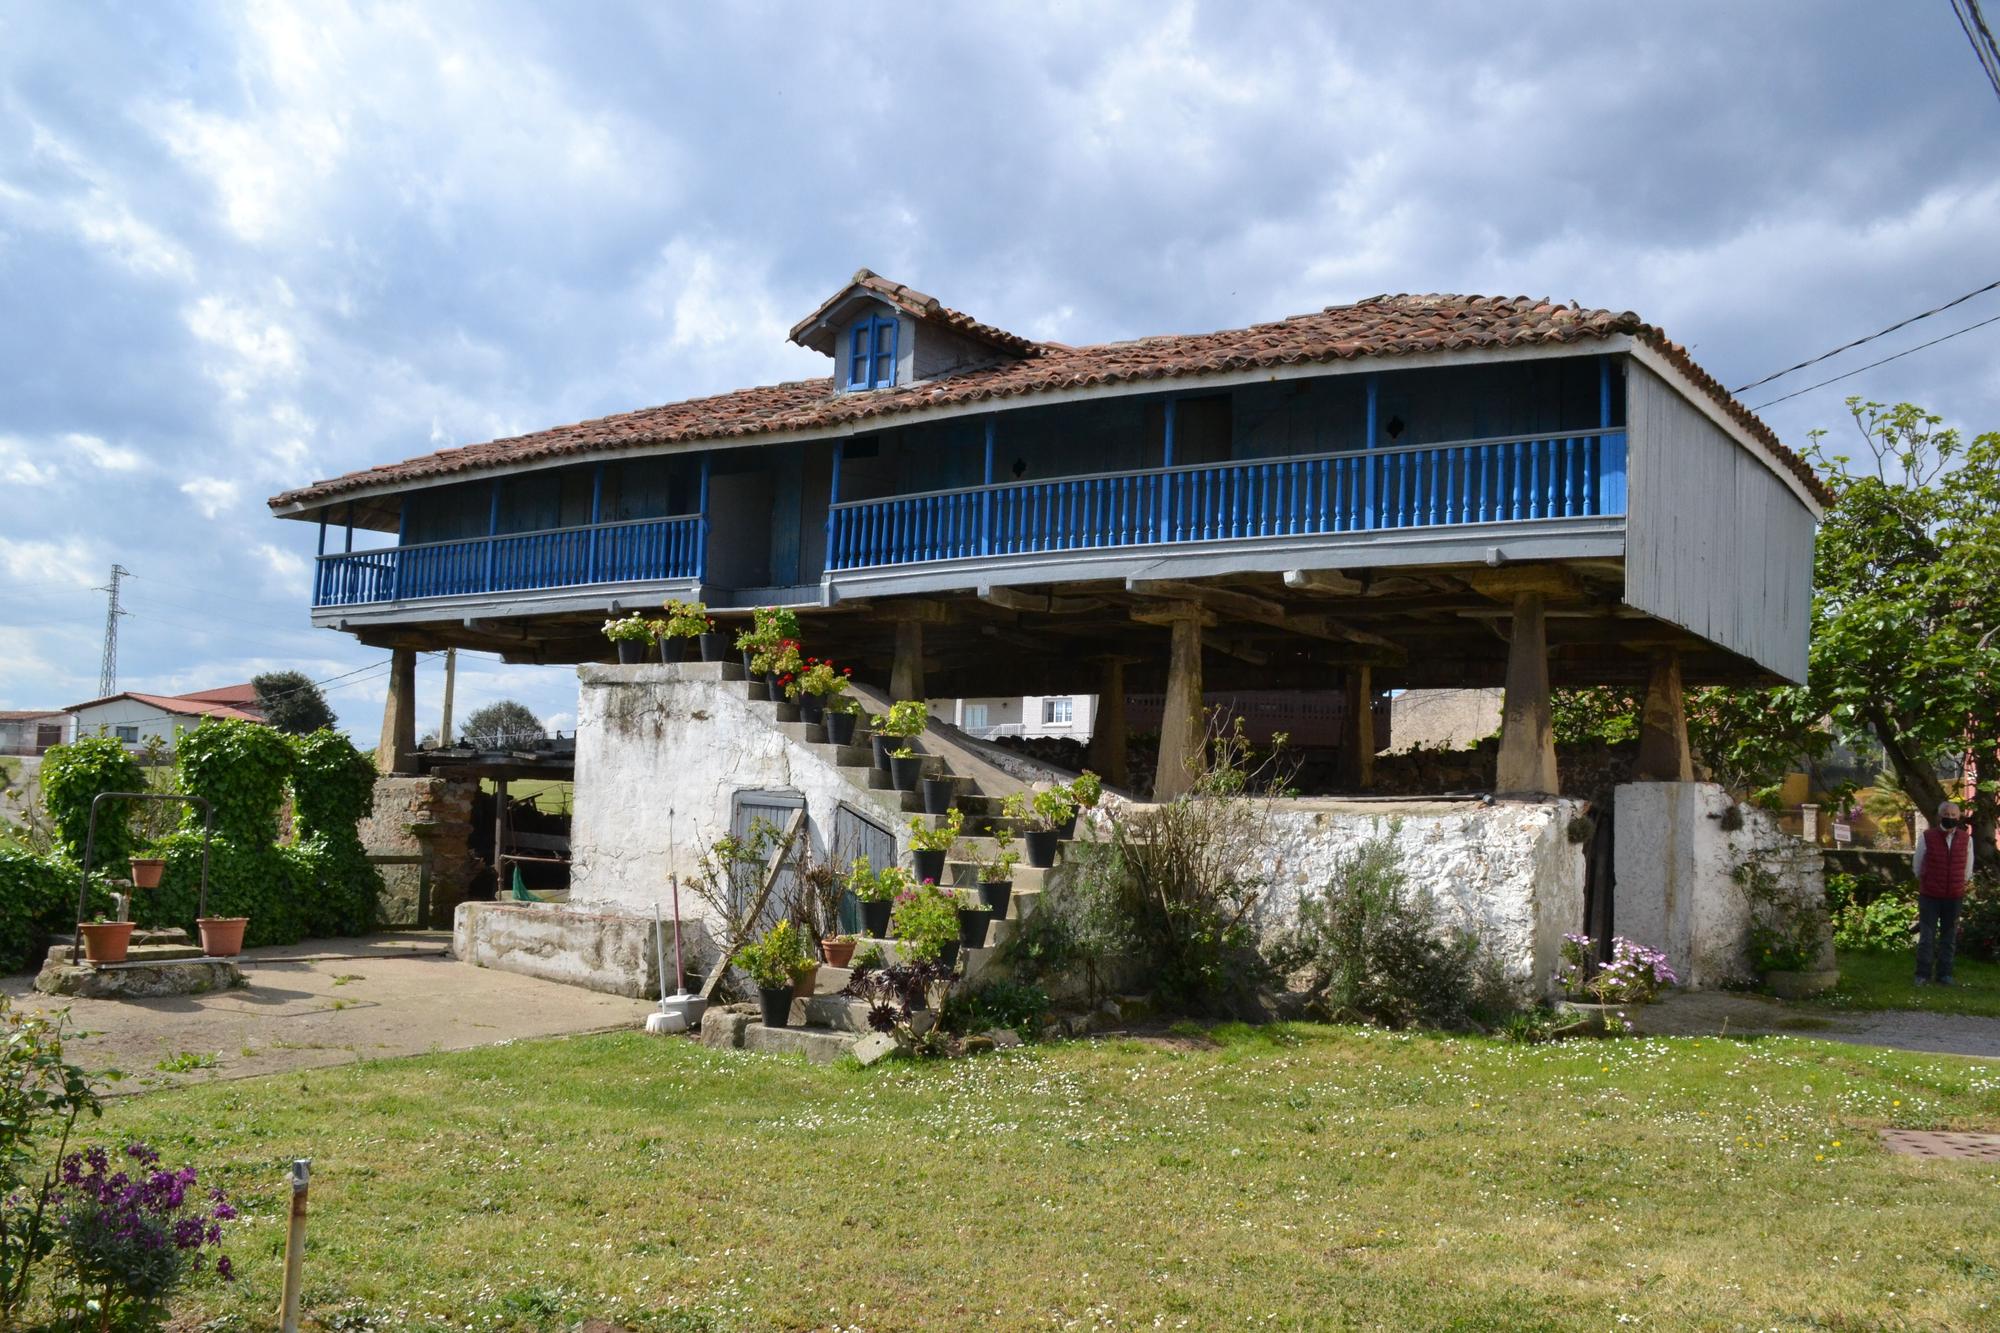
xmin=826 ymin=431 xmax=1627 ymax=571
xmin=313 ymin=514 xmax=704 ymax=607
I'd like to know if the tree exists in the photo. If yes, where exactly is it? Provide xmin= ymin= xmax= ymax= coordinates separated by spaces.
xmin=252 ymin=671 xmax=336 ymax=735
xmin=460 ymin=700 xmax=544 ymax=748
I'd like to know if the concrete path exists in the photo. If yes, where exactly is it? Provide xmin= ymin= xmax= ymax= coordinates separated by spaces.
xmin=2 ymin=932 xmax=654 ymax=1094
xmin=1643 ymin=989 xmax=2000 ymax=1061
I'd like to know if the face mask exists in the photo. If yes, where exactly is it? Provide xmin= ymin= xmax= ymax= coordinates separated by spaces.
xmin=1940 ymin=818 xmax=1960 ymax=830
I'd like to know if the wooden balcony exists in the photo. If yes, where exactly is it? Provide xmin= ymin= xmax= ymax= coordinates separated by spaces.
xmin=314 ymin=513 xmax=704 ymax=608
xmin=826 ymin=429 xmax=1627 ymax=575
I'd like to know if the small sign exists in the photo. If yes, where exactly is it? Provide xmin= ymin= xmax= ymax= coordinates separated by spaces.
xmin=1832 ymin=822 xmax=1853 ymax=845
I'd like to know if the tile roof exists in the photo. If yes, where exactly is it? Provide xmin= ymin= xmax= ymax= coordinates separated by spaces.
xmin=789 ymin=268 xmax=1044 ymax=359
xmin=0 ymin=710 xmax=63 ymax=721
xmin=172 ymin=683 xmax=261 ymax=707
xmin=271 ymin=292 xmax=1830 ymax=510
xmin=64 ymin=689 xmax=265 ymax=723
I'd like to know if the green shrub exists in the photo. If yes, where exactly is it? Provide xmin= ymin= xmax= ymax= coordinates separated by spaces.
xmin=0 ymin=850 xmax=73 ymax=975
xmin=147 ymin=835 xmax=306 ymax=947
xmin=39 ymin=739 xmax=144 ymax=868
xmin=173 ymin=718 xmax=292 ymax=844
xmin=1831 ymin=892 xmax=1918 ymax=953
xmin=940 ymin=980 xmax=1051 ymax=1039
xmin=1961 ymin=880 xmax=2000 ymax=964
xmin=1263 ymin=834 xmax=1489 ymax=1031
xmin=289 ymin=730 xmax=382 ymax=936
xmin=997 ymin=840 xmax=1133 ymax=1002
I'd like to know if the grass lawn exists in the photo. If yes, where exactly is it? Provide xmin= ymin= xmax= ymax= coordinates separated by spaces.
xmin=1819 ymin=949 xmax=2000 ymax=1018
xmin=78 ymin=1025 xmax=2000 ymax=1331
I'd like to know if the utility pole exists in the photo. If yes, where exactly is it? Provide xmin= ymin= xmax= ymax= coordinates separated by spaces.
xmin=438 ymin=647 xmax=457 ymax=747
xmin=95 ymin=564 xmax=130 ymax=697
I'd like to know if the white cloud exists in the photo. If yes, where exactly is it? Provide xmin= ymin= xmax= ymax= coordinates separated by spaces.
xmin=62 ymin=433 xmax=146 ymax=472
xmin=0 ymin=437 xmax=60 ymax=485
xmin=252 ymin=541 xmax=308 ymax=593
xmin=0 ymin=536 xmax=102 ymax=588
xmin=179 ymin=477 xmax=241 ymax=518
xmin=183 ymin=294 xmax=301 ymax=399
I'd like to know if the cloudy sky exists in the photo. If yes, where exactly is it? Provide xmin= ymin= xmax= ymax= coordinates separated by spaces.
xmin=3 ymin=1 xmax=1998 ymax=738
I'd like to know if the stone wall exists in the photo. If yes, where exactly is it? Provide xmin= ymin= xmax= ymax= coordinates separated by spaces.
xmin=1614 ymin=781 xmax=1826 ymax=988
xmin=1238 ymin=797 xmax=1588 ymax=995
xmin=454 ymin=901 xmax=714 ymax=998
xmin=567 ymin=663 xmax=910 ymax=925
xmin=359 ymin=772 xmax=479 ymax=928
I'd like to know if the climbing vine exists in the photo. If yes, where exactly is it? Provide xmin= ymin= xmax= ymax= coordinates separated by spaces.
xmin=289 ymin=730 xmax=383 ymax=936
xmin=173 ymin=718 xmax=292 ymax=844
xmin=38 ymin=737 xmax=144 ymax=868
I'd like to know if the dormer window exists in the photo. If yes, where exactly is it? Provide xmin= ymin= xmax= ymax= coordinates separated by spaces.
xmin=848 ymin=315 xmax=898 ymax=390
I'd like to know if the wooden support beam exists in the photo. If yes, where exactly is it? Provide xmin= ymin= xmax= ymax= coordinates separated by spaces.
xmin=1282 ymin=568 xmax=1366 ymax=596
xmin=880 ymin=598 xmax=953 ymax=625
xmin=1130 ymin=600 xmax=1217 ymax=629
xmin=376 ymin=648 xmax=418 ymax=776
xmin=890 ymin=619 xmax=926 ymax=702
xmin=1086 ymin=657 xmax=1130 ymax=787
xmin=1338 ymin=665 xmax=1375 ymax=790
xmin=1634 ymin=651 xmax=1694 ymax=782
xmin=1154 ymin=605 xmax=1208 ymax=801
xmin=1128 ymin=577 xmax=1404 ymax=657
xmin=1203 ymin=633 xmax=1268 ymax=666
xmin=1494 ymin=593 xmax=1558 ymax=796
xmin=977 ymin=585 xmax=1047 ymax=613
xmin=1459 ymin=565 xmax=1589 ymax=604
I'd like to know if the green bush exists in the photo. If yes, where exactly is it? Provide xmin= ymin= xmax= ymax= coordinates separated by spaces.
xmin=940 ymin=980 xmax=1051 ymax=1039
xmin=147 ymin=834 xmax=306 ymax=947
xmin=0 ymin=850 xmax=73 ymax=975
xmin=1831 ymin=892 xmax=1918 ymax=953
xmin=997 ymin=840 xmax=1133 ymax=1002
xmin=289 ymin=730 xmax=382 ymax=937
xmin=1264 ymin=834 xmax=1491 ymax=1031
xmin=173 ymin=718 xmax=292 ymax=844
xmin=1961 ymin=880 xmax=2000 ymax=964
xmin=39 ymin=739 xmax=144 ymax=868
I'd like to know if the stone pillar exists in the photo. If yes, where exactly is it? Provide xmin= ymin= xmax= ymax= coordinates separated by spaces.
xmin=1634 ymin=651 xmax=1693 ymax=782
xmin=1800 ymin=803 xmax=1819 ymax=843
xmin=376 ymin=647 xmax=418 ymax=776
xmin=1085 ymin=657 xmax=1131 ymax=787
xmin=890 ymin=619 xmax=924 ymax=702
xmin=1139 ymin=603 xmax=1212 ymax=800
xmin=1338 ymin=664 xmax=1375 ymax=790
xmin=1494 ymin=593 xmax=1557 ymax=796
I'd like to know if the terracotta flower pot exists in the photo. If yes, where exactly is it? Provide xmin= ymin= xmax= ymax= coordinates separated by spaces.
xmin=128 ymin=856 xmax=166 ymax=890
xmin=197 ymin=917 xmax=249 ymax=958
xmin=78 ymin=920 xmax=134 ymax=965
xmin=792 ymin=963 xmax=820 ymax=1000
xmin=822 ymin=937 xmax=858 ymax=968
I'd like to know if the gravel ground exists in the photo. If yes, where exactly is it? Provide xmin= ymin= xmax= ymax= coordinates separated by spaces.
xmin=1644 ymin=989 xmax=2000 ymax=1059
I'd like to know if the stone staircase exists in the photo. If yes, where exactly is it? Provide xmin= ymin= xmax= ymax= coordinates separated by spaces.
xmin=703 ymin=663 xmax=1086 ymax=1062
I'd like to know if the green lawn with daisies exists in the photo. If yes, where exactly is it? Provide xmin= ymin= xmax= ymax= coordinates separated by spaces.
xmin=88 ymin=1024 xmax=2000 ymax=1331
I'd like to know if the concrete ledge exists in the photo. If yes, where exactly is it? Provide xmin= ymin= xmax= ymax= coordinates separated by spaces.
xmin=741 ymin=1023 xmax=858 ymax=1063
xmin=454 ymin=901 xmax=710 ymax=998
xmin=35 ymin=959 xmax=246 ymax=999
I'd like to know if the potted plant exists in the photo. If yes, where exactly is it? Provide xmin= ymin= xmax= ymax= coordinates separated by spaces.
xmin=1059 ymin=770 xmax=1103 ymax=837
xmin=845 ymin=857 xmax=908 ymax=938
xmin=922 ymin=770 xmax=957 ymax=816
xmin=735 ymin=606 xmax=801 ymax=680
xmin=737 ymin=920 xmax=810 ymax=1028
xmin=78 ymin=915 xmax=134 ymax=965
xmin=1553 ymin=933 xmax=1677 ymax=1032
xmin=128 ymin=855 xmax=166 ymax=890
xmin=787 ymin=657 xmax=853 ymax=727
xmin=602 ymin=613 xmax=654 ymax=664
xmin=655 ymin=598 xmax=710 ymax=663
xmin=907 ymin=808 xmax=962 ymax=885
xmin=953 ymin=888 xmax=993 ymax=951
xmin=876 ymin=699 xmax=928 ymax=777
xmin=197 ymin=916 xmax=249 ymax=958
xmin=821 ymin=932 xmax=859 ymax=969
xmin=888 ymin=746 xmax=924 ymax=793
xmin=890 ymin=881 xmax=961 ymax=970
xmin=825 ymin=697 xmax=862 ymax=747
xmin=1005 ymin=787 xmax=1077 ymax=868
xmin=977 ymin=827 xmax=1020 ymax=919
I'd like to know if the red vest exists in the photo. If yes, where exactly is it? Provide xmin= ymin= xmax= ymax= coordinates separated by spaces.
xmin=1920 ymin=826 xmax=1970 ymax=900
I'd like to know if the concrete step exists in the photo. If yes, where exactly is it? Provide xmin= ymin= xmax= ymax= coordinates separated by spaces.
xmin=47 ymin=942 xmax=206 ymax=964
xmin=778 ymin=719 xmax=828 ymax=746
xmin=808 ymin=742 xmax=876 ymax=768
xmin=837 ymin=764 xmax=897 ymax=792
xmin=742 ymin=1022 xmax=858 ymax=1064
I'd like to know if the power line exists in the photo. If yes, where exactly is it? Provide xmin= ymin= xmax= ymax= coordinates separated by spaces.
xmin=1731 ymin=277 xmax=2000 ymax=394
xmin=1952 ymin=0 xmax=2000 ymax=105
xmin=1746 ymin=309 xmax=2000 ymax=411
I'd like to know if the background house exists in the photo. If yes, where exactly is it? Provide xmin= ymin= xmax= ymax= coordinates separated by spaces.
xmin=0 ymin=711 xmax=66 ymax=756
xmin=941 ymin=693 xmax=1097 ymax=743
xmin=63 ymin=683 xmax=266 ymax=752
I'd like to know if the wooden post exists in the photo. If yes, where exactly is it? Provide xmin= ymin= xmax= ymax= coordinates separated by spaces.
xmin=1136 ymin=602 xmax=1213 ymax=800
xmin=438 ymin=647 xmax=457 ymax=750
xmin=1085 ymin=657 xmax=1132 ymax=787
xmin=375 ymin=648 xmax=417 ymax=775
xmin=890 ymin=618 xmax=924 ymax=702
xmin=1634 ymin=650 xmax=1693 ymax=782
xmin=1338 ymin=664 xmax=1375 ymax=790
xmin=1494 ymin=592 xmax=1557 ymax=796
xmin=492 ymin=777 xmax=509 ymax=896
xmin=279 ymin=1159 xmax=309 ymax=1332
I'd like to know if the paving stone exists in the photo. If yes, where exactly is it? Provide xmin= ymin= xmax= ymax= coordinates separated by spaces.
xmin=1879 ymin=1129 xmax=2000 ymax=1160
xmin=852 ymin=1032 xmax=898 ymax=1066
xmin=699 ymin=1008 xmax=749 ymax=1050
xmin=986 ymin=1028 xmax=1022 ymax=1049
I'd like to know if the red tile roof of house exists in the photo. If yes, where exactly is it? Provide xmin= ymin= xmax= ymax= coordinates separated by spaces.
xmin=64 ymin=686 xmax=264 ymax=723
xmin=270 ymin=291 xmax=1830 ymax=509
xmin=0 ymin=710 xmax=64 ymax=722
xmin=173 ymin=683 xmax=262 ymax=708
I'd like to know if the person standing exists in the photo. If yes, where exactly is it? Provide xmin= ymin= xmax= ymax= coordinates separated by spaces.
xmin=1911 ymin=800 xmax=1973 ymax=986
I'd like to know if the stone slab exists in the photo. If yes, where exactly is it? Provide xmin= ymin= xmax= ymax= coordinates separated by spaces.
xmin=47 ymin=943 xmax=204 ymax=964
xmin=1879 ymin=1130 xmax=2000 ymax=1161
xmin=851 ymin=1032 xmax=898 ymax=1065
xmin=699 ymin=1007 xmax=750 ymax=1050
xmin=741 ymin=1022 xmax=858 ymax=1064
xmin=34 ymin=959 xmax=246 ymax=1000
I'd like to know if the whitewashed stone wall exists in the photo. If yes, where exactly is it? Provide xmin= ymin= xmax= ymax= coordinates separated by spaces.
xmin=567 ymin=664 xmax=909 ymax=926
xmin=1614 ymin=781 xmax=1825 ymax=988
xmin=1230 ymin=797 xmax=1587 ymax=994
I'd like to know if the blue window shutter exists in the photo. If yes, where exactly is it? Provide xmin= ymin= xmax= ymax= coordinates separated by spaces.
xmin=873 ymin=317 xmax=897 ymax=387
xmin=848 ymin=326 xmax=868 ymax=387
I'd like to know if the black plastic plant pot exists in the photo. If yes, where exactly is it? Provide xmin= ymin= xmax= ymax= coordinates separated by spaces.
xmin=798 ymin=694 xmax=825 ymax=725
xmin=871 ymin=733 xmax=891 ymax=770
xmin=979 ymin=880 xmax=1012 ymax=918
xmin=911 ymin=847 xmax=946 ymax=884
xmin=922 ymin=775 xmax=956 ymax=815
xmin=890 ymin=754 xmax=924 ymax=792
xmin=766 ymin=672 xmax=783 ymax=699
xmin=1024 ymin=829 xmax=1060 ymax=868
xmin=700 ymin=632 xmax=727 ymax=663
xmin=757 ymin=985 xmax=794 ymax=1029
xmin=656 ymin=635 xmax=686 ymax=664
xmin=616 ymin=639 xmax=647 ymax=665
xmin=861 ymin=899 xmax=892 ymax=938
xmin=956 ymin=906 xmax=993 ymax=950
xmin=826 ymin=710 xmax=858 ymax=746
xmin=1057 ymin=813 xmax=1078 ymax=840
xmin=936 ymin=940 xmax=961 ymax=972
xmin=740 ymin=650 xmax=757 ymax=675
